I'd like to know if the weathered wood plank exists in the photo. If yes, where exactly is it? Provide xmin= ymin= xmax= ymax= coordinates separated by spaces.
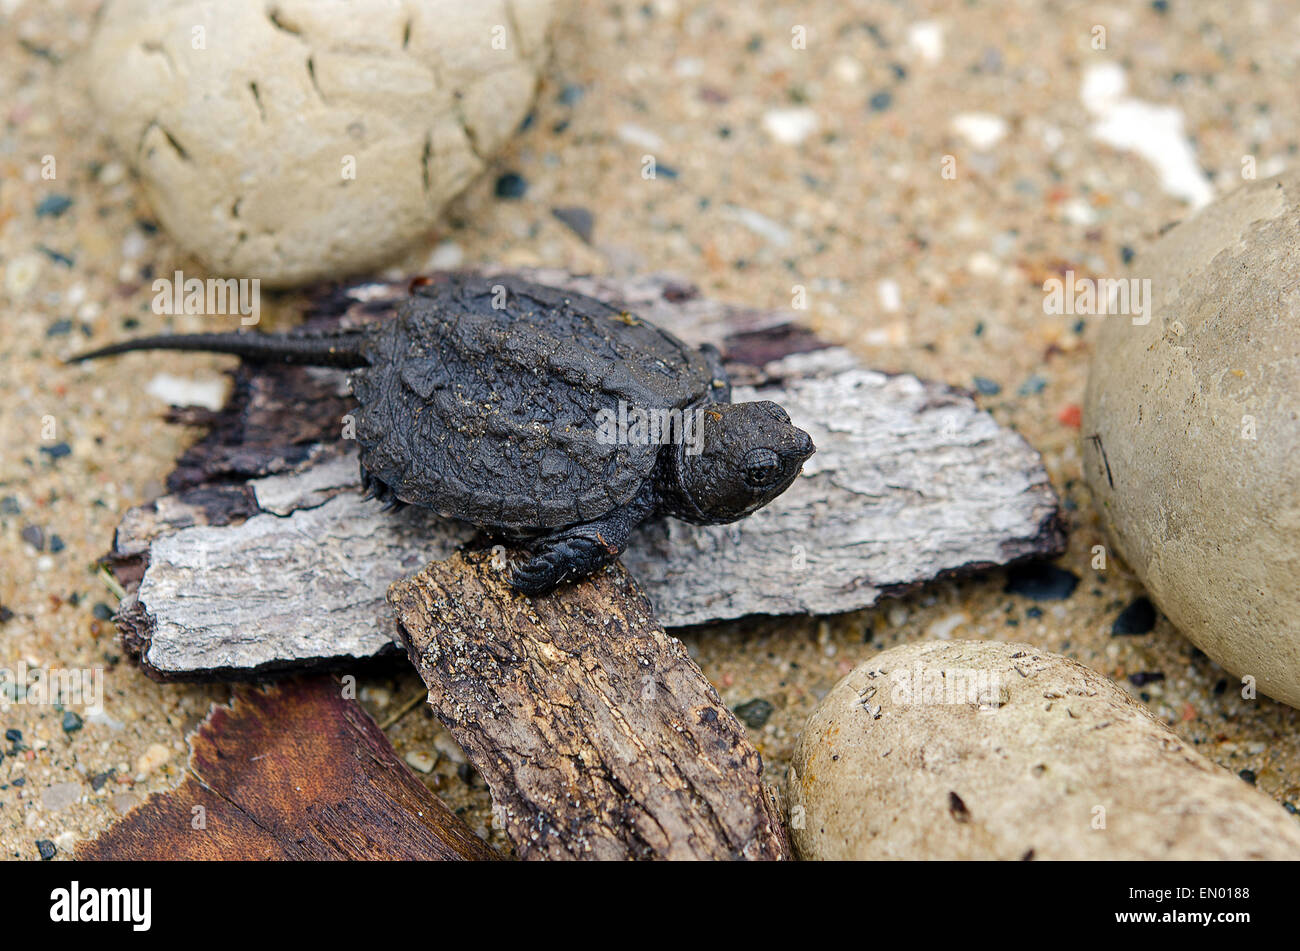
xmin=388 ymin=550 xmax=790 ymax=860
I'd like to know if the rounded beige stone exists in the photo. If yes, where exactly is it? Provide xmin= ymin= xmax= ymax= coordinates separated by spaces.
xmin=788 ymin=640 xmax=1300 ymax=860
xmin=86 ymin=0 xmax=554 ymax=288
xmin=1082 ymin=170 xmax=1300 ymax=708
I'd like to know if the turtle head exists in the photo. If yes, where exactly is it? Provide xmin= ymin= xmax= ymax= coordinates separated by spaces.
xmin=672 ymin=401 xmax=814 ymax=524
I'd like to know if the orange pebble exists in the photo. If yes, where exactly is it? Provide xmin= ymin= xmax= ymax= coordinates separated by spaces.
xmin=1058 ymin=403 xmax=1082 ymax=428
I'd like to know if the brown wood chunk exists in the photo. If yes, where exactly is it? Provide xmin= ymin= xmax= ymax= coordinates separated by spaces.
xmin=77 ymin=676 xmax=496 ymax=861
xmin=388 ymin=550 xmax=791 ymax=861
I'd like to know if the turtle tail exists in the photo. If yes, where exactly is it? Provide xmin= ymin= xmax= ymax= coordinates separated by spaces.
xmin=65 ymin=329 xmax=370 ymax=368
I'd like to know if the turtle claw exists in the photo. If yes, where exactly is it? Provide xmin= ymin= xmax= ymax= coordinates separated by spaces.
xmin=510 ymin=533 xmax=615 ymax=596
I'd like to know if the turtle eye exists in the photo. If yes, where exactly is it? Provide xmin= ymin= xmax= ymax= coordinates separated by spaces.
xmin=742 ymin=448 xmax=781 ymax=487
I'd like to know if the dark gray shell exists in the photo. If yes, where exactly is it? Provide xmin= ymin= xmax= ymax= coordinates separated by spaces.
xmin=350 ymin=275 xmax=717 ymax=531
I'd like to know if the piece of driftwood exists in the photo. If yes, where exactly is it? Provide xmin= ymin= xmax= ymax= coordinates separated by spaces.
xmin=78 ymin=676 xmax=496 ymax=861
xmin=102 ymin=270 xmax=1064 ymax=678
xmin=389 ymin=550 xmax=790 ymax=860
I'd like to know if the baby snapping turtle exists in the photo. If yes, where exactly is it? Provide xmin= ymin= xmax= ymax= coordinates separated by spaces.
xmin=72 ymin=275 xmax=815 ymax=594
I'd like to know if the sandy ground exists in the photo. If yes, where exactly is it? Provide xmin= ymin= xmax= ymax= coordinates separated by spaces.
xmin=2 ymin=0 xmax=1298 ymax=859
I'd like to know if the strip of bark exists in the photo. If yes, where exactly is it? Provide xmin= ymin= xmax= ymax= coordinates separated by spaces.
xmin=388 ymin=550 xmax=790 ymax=860
xmin=78 ymin=676 xmax=497 ymax=860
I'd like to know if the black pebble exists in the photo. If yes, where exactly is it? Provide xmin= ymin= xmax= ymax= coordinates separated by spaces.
xmin=494 ymin=172 xmax=528 ymax=199
xmin=0 ymin=497 xmax=19 ymax=515
xmin=92 ymin=602 xmax=114 ymax=621
xmin=557 ymin=83 xmax=584 ymax=106
xmin=973 ymin=376 xmax=1001 ymax=395
xmin=0 ymin=606 xmax=13 ymax=623
xmin=37 ymin=245 xmax=74 ymax=267
xmin=40 ymin=442 xmax=72 ymax=460
xmin=869 ymin=90 xmax=893 ymax=111
xmin=733 ymin=698 xmax=774 ymax=729
xmin=1004 ymin=563 xmax=1080 ymax=601
xmin=5 ymin=729 xmax=22 ymax=743
xmin=36 ymin=839 xmax=56 ymax=860
xmin=1128 ymin=671 xmax=1165 ymax=687
xmin=49 ymin=535 xmax=64 ymax=553
xmin=551 ymin=206 xmax=594 ymax=243
xmin=62 ymin=711 xmax=83 ymax=734
xmin=1112 ymin=596 xmax=1156 ymax=635
xmin=46 ymin=319 xmax=74 ymax=337
xmin=1239 ymin=768 xmax=1257 ymax=785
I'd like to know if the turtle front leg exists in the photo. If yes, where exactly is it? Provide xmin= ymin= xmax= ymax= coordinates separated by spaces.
xmin=511 ymin=489 xmax=657 ymax=596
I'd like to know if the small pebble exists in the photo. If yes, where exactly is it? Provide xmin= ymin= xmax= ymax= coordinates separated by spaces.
xmin=1112 ymin=597 xmax=1157 ymax=635
xmin=432 ymin=733 xmax=467 ymax=765
xmin=494 ymin=172 xmax=528 ymax=199
xmin=40 ymin=442 xmax=72 ymax=460
xmin=110 ymin=792 xmax=142 ymax=814
xmin=21 ymin=525 xmax=45 ymax=551
xmin=5 ymin=253 xmax=43 ymax=297
xmin=404 ymin=750 xmax=436 ymax=773
xmin=762 ymin=107 xmax=818 ymax=145
xmin=35 ymin=194 xmax=73 ymax=218
xmin=868 ymin=90 xmax=893 ymax=112
xmin=733 ymin=698 xmax=774 ymax=729
xmin=42 ymin=781 xmax=81 ymax=812
xmin=37 ymin=245 xmax=74 ymax=267
xmin=1239 ymin=769 xmax=1257 ymax=785
xmin=551 ymin=206 xmax=594 ymax=243
xmin=1128 ymin=671 xmax=1165 ymax=687
xmin=36 ymin=839 xmax=57 ymax=860
xmin=973 ymin=376 xmax=1001 ymax=395
xmin=135 ymin=742 xmax=171 ymax=777
xmin=1004 ymin=563 xmax=1080 ymax=601
xmin=62 ymin=711 xmax=84 ymax=734
xmin=1018 ymin=375 xmax=1047 ymax=396
xmin=92 ymin=602 xmax=114 ymax=621
xmin=951 ymin=113 xmax=1008 ymax=150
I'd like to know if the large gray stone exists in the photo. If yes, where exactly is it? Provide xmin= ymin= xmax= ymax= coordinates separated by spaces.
xmin=1083 ymin=170 xmax=1300 ymax=708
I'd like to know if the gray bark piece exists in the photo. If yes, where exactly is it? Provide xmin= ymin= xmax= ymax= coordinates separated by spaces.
xmin=122 ymin=458 xmax=475 ymax=678
xmin=109 ymin=271 xmax=1062 ymax=679
xmin=624 ymin=351 xmax=1061 ymax=625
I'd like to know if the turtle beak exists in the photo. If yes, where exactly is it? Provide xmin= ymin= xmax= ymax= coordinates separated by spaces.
xmin=785 ymin=428 xmax=816 ymax=463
